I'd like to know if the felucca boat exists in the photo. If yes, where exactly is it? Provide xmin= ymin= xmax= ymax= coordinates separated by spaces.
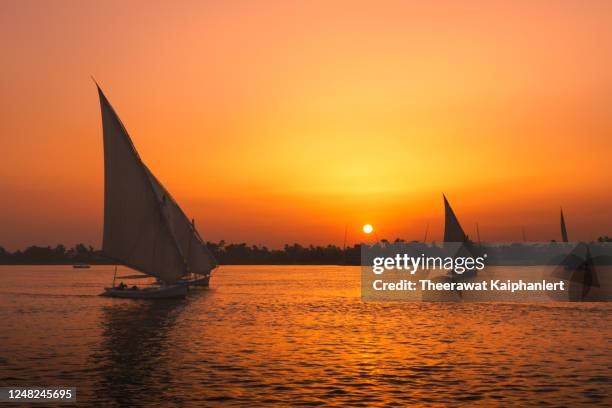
xmin=95 ymin=83 xmax=217 ymax=299
xmin=552 ymin=243 xmax=601 ymax=301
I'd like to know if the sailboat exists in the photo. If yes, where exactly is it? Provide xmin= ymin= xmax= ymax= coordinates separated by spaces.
xmin=551 ymin=243 xmax=601 ymax=301
xmin=570 ymin=245 xmax=598 ymax=301
xmin=95 ymin=83 xmax=217 ymax=299
xmin=443 ymin=194 xmax=478 ymax=278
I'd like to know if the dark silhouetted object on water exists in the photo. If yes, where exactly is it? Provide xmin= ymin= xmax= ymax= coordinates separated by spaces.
xmin=560 ymin=208 xmax=569 ymax=243
xmin=94 ymin=83 xmax=217 ymax=298
xmin=442 ymin=194 xmax=479 ymax=278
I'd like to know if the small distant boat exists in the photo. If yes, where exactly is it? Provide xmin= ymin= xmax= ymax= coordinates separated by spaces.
xmin=552 ymin=243 xmax=601 ymax=301
xmin=72 ymin=264 xmax=91 ymax=269
xmin=95 ymin=82 xmax=217 ymax=299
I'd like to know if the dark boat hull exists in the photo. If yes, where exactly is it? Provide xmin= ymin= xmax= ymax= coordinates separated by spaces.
xmin=178 ymin=274 xmax=210 ymax=287
xmin=100 ymin=285 xmax=187 ymax=299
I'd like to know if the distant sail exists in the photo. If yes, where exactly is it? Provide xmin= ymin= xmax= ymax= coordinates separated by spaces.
xmin=443 ymin=195 xmax=477 ymax=278
xmin=560 ymin=208 xmax=568 ymax=243
xmin=97 ymin=85 xmax=215 ymax=283
xmin=443 ymin=195 xmax=468 ymax=242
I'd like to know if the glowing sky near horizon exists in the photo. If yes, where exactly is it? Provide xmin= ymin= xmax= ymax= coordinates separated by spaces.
xmin=1 ymin=0 xmax=612 ymax=250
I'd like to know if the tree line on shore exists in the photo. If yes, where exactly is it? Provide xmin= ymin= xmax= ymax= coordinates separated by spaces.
xmin=0 ymin=237 xmax=610 ymax=266
xmin=0 ymin=241 xmax=362 ymax=265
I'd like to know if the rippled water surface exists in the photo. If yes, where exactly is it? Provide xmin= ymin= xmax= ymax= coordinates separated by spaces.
xmin=0 ymin=265 xmax=610 ymax=406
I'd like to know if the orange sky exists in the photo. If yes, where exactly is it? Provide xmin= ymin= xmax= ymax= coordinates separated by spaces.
xmin=1 ymin=0 xmax=612 ymax=250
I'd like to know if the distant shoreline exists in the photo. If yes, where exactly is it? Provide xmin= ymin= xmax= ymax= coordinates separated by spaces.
xmin=1 ymin=239 xmax=610 ymax=267
xmin=0 ymin=261 xmax=362 ymax=266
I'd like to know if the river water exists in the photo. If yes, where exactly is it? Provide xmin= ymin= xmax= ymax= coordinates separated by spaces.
xmin=0 ymin=265 xmax=610 ymax=406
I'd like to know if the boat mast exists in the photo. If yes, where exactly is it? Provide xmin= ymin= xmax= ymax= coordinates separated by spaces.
xmin=423 ymin=222 xmax=429 ymax=243
xmin=342 ymin=224 xmax=348 ymax=265
xmin=188 ymin=218 xmax=195 ymax=279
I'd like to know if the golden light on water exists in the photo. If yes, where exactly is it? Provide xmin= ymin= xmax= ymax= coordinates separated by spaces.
xmin=362 ymin=224 xmax=374 ymax=234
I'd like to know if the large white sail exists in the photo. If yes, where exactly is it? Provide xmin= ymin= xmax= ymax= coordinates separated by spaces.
xmin=97 ymin=85 xmax=192 ymax=283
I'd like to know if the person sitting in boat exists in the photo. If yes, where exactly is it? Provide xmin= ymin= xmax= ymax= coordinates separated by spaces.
xmin=131 ymin=285 xmax=138 ymax=291
xmin=117 ymin=282 xmax=127 ymax=290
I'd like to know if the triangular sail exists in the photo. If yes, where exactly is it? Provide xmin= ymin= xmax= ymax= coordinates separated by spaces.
xmin=442 ymin=194 xmax=478 ymax=277
xmin=97 ymin=86 xmax=188 ymax=283
xmin=560 ymin=208 xmax=568 ymax=243
xmin=443 ymin=194 xmax=468 ymax=242
xmin=146 ymin=170 xmax=217 ymax=276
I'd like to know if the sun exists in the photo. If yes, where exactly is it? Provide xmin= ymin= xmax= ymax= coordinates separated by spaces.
xmin=362 ymin=224 xmax=374 ymax=234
